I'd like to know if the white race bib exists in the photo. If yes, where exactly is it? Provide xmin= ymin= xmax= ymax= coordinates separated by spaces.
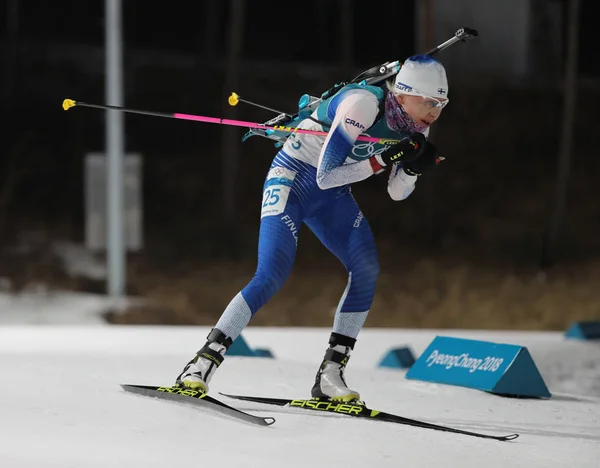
xmin=261 ymin=166 xmax=296 ymax=218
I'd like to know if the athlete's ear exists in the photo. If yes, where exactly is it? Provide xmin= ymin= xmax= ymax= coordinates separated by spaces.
xmin=394 ymin=94 xmax=406 ymax=105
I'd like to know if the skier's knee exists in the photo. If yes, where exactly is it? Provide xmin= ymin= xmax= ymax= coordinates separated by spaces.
xmin=257 ymin=269 xmax=288 ymax=296
xmin=351 ymin=253 xmax=380 ymax=285
xmin=242 ymin=268 xmax=291 ymax=313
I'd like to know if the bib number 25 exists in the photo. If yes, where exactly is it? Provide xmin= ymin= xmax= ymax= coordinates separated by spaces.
xmin=263 ymin=188 xmax=281 ymax=208
xmin=261 ymin=167 xmax=296 ymax=218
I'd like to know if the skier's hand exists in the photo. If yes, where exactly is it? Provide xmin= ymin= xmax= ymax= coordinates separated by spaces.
xmin=403 ymin=139 xmax=442 ymax=176
xmin=379 ymin=132 xmax=427 ymax=166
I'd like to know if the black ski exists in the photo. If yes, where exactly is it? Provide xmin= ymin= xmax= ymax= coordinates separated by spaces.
xmin=121 ymin=384 xmax=275 ymax=427
xmin=220 ymin=393 xmax=518 ymax=441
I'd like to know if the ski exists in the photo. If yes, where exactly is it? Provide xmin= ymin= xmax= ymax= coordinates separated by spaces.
xmin=121 ymin=384 xmax=275 ymax=427
xmin=220 ymin=393 xmax=518 ymax=441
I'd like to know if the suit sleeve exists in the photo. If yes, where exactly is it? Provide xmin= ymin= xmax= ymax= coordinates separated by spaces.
xmin=386 ymin=164 xmax=418 ymax=200
xmin=315 ymin=90 xmax=381 ymax=189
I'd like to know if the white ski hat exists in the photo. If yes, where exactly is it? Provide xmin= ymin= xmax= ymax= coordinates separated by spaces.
xmin=394 ymin=55 xmax=449 ymax=99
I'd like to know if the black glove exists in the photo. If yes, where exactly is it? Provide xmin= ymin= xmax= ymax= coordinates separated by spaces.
xmin=403 ymin=139 xmax=440 ymax=176
xmin=379 ymin=133 xmax=427 ymax=166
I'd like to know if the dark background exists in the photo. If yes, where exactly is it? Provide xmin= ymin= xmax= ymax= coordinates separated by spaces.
xmin=1 ymin=0 xmax=599 ymax=330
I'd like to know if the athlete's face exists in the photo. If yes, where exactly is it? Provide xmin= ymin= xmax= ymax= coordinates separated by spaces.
xmin=396 ymin=94 xmax=448 ymax=128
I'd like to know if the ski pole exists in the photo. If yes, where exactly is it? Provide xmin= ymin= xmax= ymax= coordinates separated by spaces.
xmin=229 ymin=92 xmax=331 ymax=129
xmin=228 ymin=92 xmax=291 ymax=117
xmin=61 ymin=99 xmax=401 ymax=144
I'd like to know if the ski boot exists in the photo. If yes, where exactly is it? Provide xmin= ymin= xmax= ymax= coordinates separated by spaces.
xmin=175 ymin=328 xmax=232 ymax=393
xmin=311 ymin=332 xmax=361 ymax=403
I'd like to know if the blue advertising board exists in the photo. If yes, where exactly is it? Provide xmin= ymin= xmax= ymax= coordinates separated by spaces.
xmin=405 ymin=336 xmax=551 ymax=398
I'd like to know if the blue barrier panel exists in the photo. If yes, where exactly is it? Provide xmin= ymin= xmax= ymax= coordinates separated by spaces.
xmin=405 ymin=336 xmax=551 ymax=398
xmin=565 ymin=321 xmax=600 ymax=340
xmin=254 ymin=348 xmax=275 ymax=358
xmin=227 ymin=335 xmax=256 ymax=357
xmin=378 ymin=347 xmax=416 ymax=369
xmin=227 ymin=335 xmax=275 ymax=357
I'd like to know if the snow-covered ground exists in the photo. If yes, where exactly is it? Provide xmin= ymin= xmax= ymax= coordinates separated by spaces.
xmin=0 ymin=291 xmax=599 ymax=467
